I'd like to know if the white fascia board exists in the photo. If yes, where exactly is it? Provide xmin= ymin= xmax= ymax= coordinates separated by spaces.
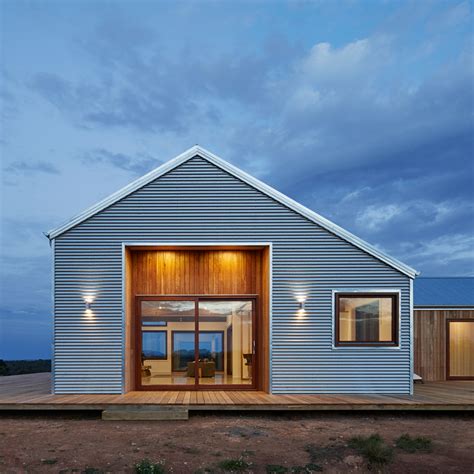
xmin=45 ymin=145 xmax=419 ymax=278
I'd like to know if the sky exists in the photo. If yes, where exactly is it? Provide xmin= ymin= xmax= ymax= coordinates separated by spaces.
xmin=0 ymin=0 xmax=473 ymax=359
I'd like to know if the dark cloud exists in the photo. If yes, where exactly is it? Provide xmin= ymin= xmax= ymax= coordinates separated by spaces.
xmin=5 ymin=160 xmax=60 ymax=175
xmin=82 ymin=148 xmax=159 ymax=175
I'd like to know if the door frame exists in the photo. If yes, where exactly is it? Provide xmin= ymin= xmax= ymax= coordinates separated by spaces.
xmin=446 ymin=318 xmax=474 ymax=380
xmin=135 ymin=295 xmax=258 ymax=390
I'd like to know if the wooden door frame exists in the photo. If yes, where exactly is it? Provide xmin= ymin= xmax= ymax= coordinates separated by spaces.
xmin=446 ymin=319 xmax=474 ymax=380
xmin=135 ymin=295 xmax=259 ymax=391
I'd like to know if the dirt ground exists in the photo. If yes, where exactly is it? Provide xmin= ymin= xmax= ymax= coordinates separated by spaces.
xmin=0 ymin=412 xmax=473 ymax=473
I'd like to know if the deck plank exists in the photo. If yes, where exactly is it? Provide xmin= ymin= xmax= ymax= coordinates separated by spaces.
xmin=0 ymin=373 xmax=473 ymax=411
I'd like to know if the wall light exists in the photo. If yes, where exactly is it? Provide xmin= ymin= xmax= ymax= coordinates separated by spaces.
xmin=84 ymin=296 xmax=94 ymax=317
xmin=298 ymin=301 xmax=305 ymax=310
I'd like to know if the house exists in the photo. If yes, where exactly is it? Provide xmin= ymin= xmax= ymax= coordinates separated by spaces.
xmin=414 ymin=277 xmax=474 ymax=381
xmin=46 ymin=146 xmax=418 ymax=395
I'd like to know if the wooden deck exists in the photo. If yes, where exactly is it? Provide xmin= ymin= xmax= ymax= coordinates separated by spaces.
xmin=1 ymin=373 xmax=473 ymax=412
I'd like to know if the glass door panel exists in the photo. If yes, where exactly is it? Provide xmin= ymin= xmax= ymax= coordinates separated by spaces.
xmin=448 ymin=321 xmax=474 ymax=379
xmin=140 ymin=300 xmax=195 ymax=387
xmin=198 ymin=300 xmax=254 ymax=386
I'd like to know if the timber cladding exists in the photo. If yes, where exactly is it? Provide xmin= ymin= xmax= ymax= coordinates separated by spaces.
xmin=414 ymin=309 xmax=474 ymax=381
xmin=130 ymin=249 xmax=262 ymax=295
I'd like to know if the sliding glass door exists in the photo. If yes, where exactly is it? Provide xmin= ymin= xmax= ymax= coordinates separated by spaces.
xmin=198 ymin=300 xmax=253 ymax=386
xmin=137 ymin=296 xmax=256 ymax=390
xmin=139 ymin=299 xmax=195 ymax=387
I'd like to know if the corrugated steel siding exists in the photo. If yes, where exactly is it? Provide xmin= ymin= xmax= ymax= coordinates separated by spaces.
xmin=53 ymin=156 xmax=412 ymax=394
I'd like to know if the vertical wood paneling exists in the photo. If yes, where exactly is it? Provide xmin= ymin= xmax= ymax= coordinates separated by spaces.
xmin=131 ymin=250 xmax=260 ymax=296
xmin=54 ymin=156 xmax=412 ymax=394
xmin=414 ymin=309 xmax=474 ymax=381
xmin=124 ymin=247 xmax=134 ymax=392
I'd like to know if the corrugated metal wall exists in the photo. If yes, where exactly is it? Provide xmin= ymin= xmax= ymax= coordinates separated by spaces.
xmin=53 ymin=156 xmax=412 ymax=394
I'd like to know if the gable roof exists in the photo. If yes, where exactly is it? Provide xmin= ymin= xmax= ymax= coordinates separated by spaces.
xmin=414 ymin=277 xmax=474 ymax=307
xmin=45 ymin=145 xmax=418 ymax=278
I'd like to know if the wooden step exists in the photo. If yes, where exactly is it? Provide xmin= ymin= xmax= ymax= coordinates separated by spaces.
xmin=102 ymin=405 xmax=189 ymax=421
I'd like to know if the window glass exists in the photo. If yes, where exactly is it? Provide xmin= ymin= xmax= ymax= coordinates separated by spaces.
xmin=337 ymin=294 xmax=397 ymax=345
xmin=142 ymin=331 xmax=167 ymax=359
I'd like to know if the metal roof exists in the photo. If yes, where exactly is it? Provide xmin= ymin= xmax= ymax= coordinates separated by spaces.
xmin=414 ymin=277 xmax=474 ymax=307
xmin=45 ymin=145 xmax=418 ymax=278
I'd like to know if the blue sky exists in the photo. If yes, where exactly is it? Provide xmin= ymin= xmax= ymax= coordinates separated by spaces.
xmin=0 ymin=0 xmax=473 ymax=359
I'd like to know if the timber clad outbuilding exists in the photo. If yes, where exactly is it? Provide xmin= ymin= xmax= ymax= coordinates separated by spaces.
xmin=46 ymin=146 xmax=418 ymax=395
xmin=414 ymin=278 xmax=474 ymax=381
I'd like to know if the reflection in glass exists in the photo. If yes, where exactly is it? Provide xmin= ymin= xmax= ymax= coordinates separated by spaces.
xmin=142 ymin=331 xmax=167 ymax=359
xmin=140 ymin=299 xmax=254 ymax=387
xmin=172 ymin=332 xmax=195 ymax=371
xmin=198 ymin=301 xmax=253 ymax=385
xmin=338 ymin=296 xmax=394 ymax=343
xmin=141 ymin=300 xmax=195 ymax=386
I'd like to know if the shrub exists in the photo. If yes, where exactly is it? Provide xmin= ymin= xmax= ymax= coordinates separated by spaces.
xmin=135 ymin=458 xmax=166 ymax=474
xmin=296 ymin=464 xmax=323 ymax=473
xmin=396 ymin=434 xmax=432 ymax=453
xmin=0 ymin=360 xmax=9 ymax=376
xmin=348 ymin=434 xmax=393 ymax=466
xmin=218 ymin=457 xmax=250 ymax=472
xmin=266 ymin=465 xmax=287 ymax=473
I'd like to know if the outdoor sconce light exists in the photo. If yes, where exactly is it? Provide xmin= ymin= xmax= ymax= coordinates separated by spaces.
xmin=299 ymin=301 xmax=305 ymax=310
xmin=84 ymin=296 xmax=94 ymax=312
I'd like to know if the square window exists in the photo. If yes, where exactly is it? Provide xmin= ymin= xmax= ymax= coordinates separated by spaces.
xmin=335 ymin=293 xmax=398 ymax=346
xmin=142 ymin=331 xmax=167 ymax=359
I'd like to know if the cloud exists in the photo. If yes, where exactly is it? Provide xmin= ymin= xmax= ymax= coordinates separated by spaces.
xmin=298 ymin=37 xmax=389 ymax=88
xmin=5 ymin=160 xmax=60 ymax=175
xmin=30 ymin=71 xmax=195 ymax=132
xmin=356 ymin=204 xmax=403 ymax=231
xmin=428 ymin=1 xmax=471 ymax=31
xmin=399 ymin=233 xmax=474 ymax=276
xmin=354 ymin=199 xmax=472 ymax=233
xmin=82 ymin=148 xmax=159 ymax=175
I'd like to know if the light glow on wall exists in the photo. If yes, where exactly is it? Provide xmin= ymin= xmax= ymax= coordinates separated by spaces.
xmin=295 ymin=293 xmax=307 ymax=318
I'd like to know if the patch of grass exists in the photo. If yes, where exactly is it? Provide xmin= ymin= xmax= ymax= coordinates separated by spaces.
xmin=134 ymin=458 xmax=166 ymax=474
xmin=304 ymin=443 xmax=342 ymax=466
xmin=395 ymin=434 xmax=432 ymax=453
xmin=83 ymin=468 xmax=104 ymax=474
xmin=298 ymin=464 xmax=323 ymax=473
xmin=266 ymin=465 xmax=288 ymax=473
xmin=41 ymin=458 xmax=58 ymax=465
xmin=348 ymin=434 xmax=393 ymax=467
xmin=265 ymin=466 xmax=322 ymax=474
xmin=218 ymin=457 xmax=251 ymax=472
